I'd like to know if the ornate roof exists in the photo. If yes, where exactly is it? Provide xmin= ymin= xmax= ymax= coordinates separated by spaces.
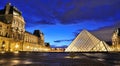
xmin=0 ymin=3 xmax=21 ymax=15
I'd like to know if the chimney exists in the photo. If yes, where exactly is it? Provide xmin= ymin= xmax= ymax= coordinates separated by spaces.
xmin=5 ymin=3 xmax=11 ymax=14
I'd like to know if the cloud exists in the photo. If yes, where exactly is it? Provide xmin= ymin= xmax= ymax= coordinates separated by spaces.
xmin=54 ymin=0 xmax=120 ymax=24
xmin=90 ymin=22 xmax=120 ymax=41
xmin=1 ymin=0 xmax=119 ymax=26
xmin=73 ymin=29 xmax=83 ymax=37
xmin=51 ymin=45 xmax=68 ymax=48
xmin=90 ymin=27 xmax=115 ymax=41
xmin=73 ymin=21 xmax=120 ymax=42
xmin=35 ymin=20 xmax=56 ymax=25
xmin=1 ymin=0 xmax=117 ymax=24
xmin=54 ymin=39 xmax=73 ymax=43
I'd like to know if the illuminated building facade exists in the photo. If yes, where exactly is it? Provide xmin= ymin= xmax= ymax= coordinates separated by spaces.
xmin=0 ymin=3 xmax=50 ymax=52
xmin=112 ymin=28 xmax=120 ymax=51
xmin=51 ymin=48 xmax=65 ymax=52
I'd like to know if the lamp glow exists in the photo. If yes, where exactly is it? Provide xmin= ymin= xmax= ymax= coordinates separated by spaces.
xmin=15 ymin=44 xmax=19 ymax=48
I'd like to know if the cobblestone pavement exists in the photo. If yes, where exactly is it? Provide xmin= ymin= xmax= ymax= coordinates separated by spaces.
xmin=0 ymin=52 xmax=119 ymax=66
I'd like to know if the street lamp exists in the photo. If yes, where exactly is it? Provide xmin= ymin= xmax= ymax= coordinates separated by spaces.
xmin=15 ymin=44 xmax=19 ymax=48
xmin=26 ymin=46 xmax=29 ymax=49
xmin=1 ymin=41 xmax=5 ymax=53
xmin=14 ymin=44 xmax=19 ymax=53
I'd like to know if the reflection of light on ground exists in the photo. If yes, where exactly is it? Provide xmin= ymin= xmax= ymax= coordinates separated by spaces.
xmin=64 ymin=56 xmax=80 ymax=59
xmin=10 ymin=59 xmax=32 ymax=65
xmin=64 ymin=56 xmax=71 ymax=58
xmin=23 ymin=60 xmax=32 ymax=64
xmin=113 ymin=61 xmax=120 ymax=63
xmin=11 ymin=60 xmax=20 ymax=64
xmin=0 ymin=59 xmax=6 ymax=63
xmin=97 ymin=58 xmax=105 ymax=61
xmin=43 ymin=53 xmax=48 ymax=56
xmin=0 ymin=53 xmax=119 ymax=66
xmin=10 ymin=60 xmax=21 ymax=66
xmin=1 ymin=51 xmax=5 ymax=54
xmin=14 ymin=51 xmax=19 ymax=54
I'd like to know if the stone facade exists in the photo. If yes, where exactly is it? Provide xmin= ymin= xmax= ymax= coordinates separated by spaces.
xmin=0 ymin=3 xmax=50 ymax=52
xmin=112 ymin=28 xmax=120 ymax=51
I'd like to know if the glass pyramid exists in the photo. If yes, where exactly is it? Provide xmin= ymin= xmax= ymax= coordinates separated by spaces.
xmin=65 ymin=30 xmax=111 ymax=52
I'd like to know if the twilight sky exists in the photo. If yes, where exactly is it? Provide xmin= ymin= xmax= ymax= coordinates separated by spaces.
xmin=0 ymin=0 xmax=120 ymax=47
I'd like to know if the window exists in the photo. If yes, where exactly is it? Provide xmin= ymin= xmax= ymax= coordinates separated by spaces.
xmin=0 ymin=25 xmax=2 ymax=30
xmin=5 ymin=33 xmax=8 ymax=37
xmin=7 ymin=26 xmax=9 ymax=29
xmin=0 ymin=31 xmax=1 ymax=35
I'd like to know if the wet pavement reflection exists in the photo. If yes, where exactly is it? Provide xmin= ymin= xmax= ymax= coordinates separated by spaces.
xmin=0 ymin=52 xmax=120 ymax=66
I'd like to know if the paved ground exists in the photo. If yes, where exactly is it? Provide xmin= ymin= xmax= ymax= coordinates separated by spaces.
xmin=0 ymin=52 xmax=119 ymax=66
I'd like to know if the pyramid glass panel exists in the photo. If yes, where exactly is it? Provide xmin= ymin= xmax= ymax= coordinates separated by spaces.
xmin=65 ymin=30 xmax=112 ymax=52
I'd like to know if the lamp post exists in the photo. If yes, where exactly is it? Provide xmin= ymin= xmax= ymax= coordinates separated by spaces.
xmin=15 ymin=44 xmax=19 ymax=52
xmin=1 ymin=41 xmax=5 ymax=51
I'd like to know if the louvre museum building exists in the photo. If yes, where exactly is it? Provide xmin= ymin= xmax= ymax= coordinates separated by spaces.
xmin=0 ymin=3 xmax=50 ymax=53
xmin=0 ymin=3 xmax=120 ymax=53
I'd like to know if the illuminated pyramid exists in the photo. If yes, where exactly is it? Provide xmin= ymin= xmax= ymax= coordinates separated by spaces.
xmin=65 ymin=30 xmax=111 ymax=52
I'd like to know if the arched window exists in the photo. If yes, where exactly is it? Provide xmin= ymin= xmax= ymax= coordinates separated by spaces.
xmin=5 ymin=33 xmax=8 ymax=37
xmin=2 ymin=41 xmax=5 ymax=44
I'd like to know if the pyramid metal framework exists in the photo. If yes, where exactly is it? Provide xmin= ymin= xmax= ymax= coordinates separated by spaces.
xmin=65 ymin=30 xmax=111 ymax=52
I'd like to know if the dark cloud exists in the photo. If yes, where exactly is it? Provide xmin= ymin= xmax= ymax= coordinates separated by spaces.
xmin=51 ymin=45 xmax=68 ymax=48
xmin=90 ymin=21 xmax=120 ymax=41
xmin=2 ymin=0 xmax=119 ymax=25
xmin=91 ymin=23 xmax=120 ymax=41
xmin=73 ymin=29 xmax=83 ymax=37
xmin=36 ymin=20 xmax=56 ymax=25
xmin=90 ymin=27 xmax=115 ymax=41
xmin=73 ymin=21 xmax=120 ymax=42
xmin=54 ymin=0 xmax=120 ymax=24
xmin=54 ymin=39 xmax=73 ymax=43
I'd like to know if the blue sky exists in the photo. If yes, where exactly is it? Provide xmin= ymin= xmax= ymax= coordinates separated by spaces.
xmin=0 ymin=0 xmax=120 ymax=47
